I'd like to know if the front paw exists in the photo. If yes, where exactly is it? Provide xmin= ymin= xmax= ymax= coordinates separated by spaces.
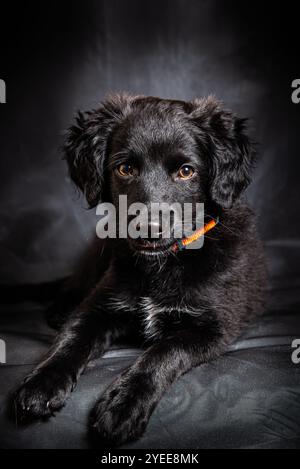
xmin=13 ymin=367 xmax=75 ymax=421
xmin=90 ymin=372 xmax=155 ymax=447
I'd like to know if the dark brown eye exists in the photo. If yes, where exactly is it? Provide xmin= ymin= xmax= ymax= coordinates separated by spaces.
xmin=178 ymin=165 xmax=195 ymax=180
xmin=117 ymin=163 xmax=134 ymax=177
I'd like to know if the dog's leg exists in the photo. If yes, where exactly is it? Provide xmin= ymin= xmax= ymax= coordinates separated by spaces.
xmin=14 ymin=301 xmax=127 ymax=421
xmin=90 ymin=326 xmax=226 ymax=446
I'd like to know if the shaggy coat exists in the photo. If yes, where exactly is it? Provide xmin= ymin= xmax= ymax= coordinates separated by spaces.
xmin=14 ymin=94 xmax=266 ymax=447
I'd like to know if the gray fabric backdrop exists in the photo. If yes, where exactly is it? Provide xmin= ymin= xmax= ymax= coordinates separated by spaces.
xmin=0 ymin=0 xmax=299 ymax=285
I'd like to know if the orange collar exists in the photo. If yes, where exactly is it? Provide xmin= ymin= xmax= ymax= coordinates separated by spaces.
xmin=172 ymin=218 xmax=218 ymax=252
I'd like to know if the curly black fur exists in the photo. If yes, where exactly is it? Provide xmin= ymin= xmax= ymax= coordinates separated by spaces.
xmin=13 ymin=94 xmax=267 ymax=447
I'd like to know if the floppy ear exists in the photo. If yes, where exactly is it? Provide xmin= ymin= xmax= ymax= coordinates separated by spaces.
xmin=190 ymin=97 xmax=256 ymax=209
xmin=64 ymin=93 xmax=135 ymax=207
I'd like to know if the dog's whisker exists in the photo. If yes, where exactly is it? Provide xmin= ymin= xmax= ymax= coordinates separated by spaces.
xmin=205 ymin=213 xmax=237 ymax=236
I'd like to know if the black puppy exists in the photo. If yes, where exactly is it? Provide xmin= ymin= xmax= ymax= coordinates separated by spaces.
xmin=14 ymin=94 xmax=266 ymax=446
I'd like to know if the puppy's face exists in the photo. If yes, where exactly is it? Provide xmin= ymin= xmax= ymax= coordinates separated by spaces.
xmin=65 ymin=94 xmax=254 ymax=255
xmin=106 ymin=103 xmax=208 ymax=253
xmin=109 ymin=108 xmax=204 ymax=207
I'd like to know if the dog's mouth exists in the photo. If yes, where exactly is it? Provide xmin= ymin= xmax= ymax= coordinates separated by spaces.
xmin=129 ymin=238 xmax=175 ymax=256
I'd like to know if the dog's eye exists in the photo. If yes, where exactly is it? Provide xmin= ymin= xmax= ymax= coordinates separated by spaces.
xmin=117 ymin=163 xmax=135 ymax=177
xmin=177 ymin=165 xmax=195 ymax=180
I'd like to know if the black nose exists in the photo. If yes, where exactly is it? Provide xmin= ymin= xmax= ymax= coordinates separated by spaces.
xmin=147 ymin=219 xmax=164 ymax=238
xmin=129 ymin=214 xmax=173 ymax=241
xmin=136 ymin=215 xmax=174 ymax=239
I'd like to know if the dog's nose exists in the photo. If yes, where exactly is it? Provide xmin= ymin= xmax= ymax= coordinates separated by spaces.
xmin=148 ymin=220 xmax=164 ymax=238
xmin=128 ymin=211 xmax=174 ymax=239
xmin=134 ymin=220 xmax=163 ymax=238
xmin=138 ymin=217 xmax=173 ymax=239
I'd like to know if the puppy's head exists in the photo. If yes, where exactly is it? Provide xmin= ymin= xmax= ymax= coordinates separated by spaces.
xmin=64 ymin=94 xmax=255 ymax=253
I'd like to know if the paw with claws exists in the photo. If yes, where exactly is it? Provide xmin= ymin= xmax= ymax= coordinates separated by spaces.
xmin=90 ymin=370 xmax=156 ymax=447
xmin=13 ymin=367 xmax=75 ymax=421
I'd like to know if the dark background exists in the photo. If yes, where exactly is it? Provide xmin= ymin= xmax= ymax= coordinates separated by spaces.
xmin=1 ymin=0 xmax=300 ymax=450
xmin=0 ymin=0 xmax=299 ymax=287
